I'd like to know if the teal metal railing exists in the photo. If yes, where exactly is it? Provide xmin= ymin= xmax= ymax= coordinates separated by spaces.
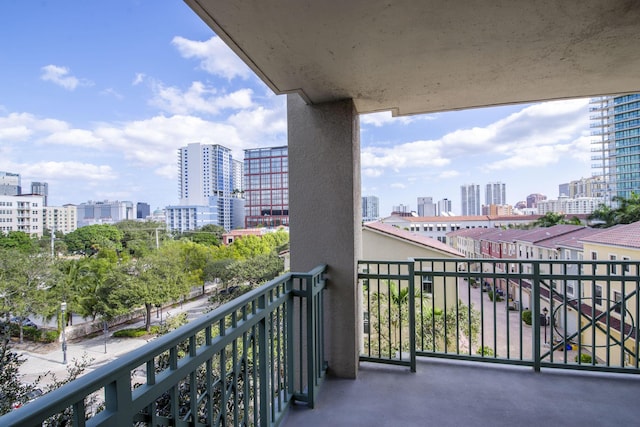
xmin=0 ymin=265 xmax=327 ymax=426
xmin=359 ymin=258 xmax=639 ymax=374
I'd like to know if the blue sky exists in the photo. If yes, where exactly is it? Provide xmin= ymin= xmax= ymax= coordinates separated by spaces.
xmin=0 ymin=1 xmax=592 ymax=216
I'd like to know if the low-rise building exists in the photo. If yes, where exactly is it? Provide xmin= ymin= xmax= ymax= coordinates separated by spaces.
xmin=43 ymin=204 xmax=77 ymax=235
xmin=0 ymin=194 xmax=44 ymax=237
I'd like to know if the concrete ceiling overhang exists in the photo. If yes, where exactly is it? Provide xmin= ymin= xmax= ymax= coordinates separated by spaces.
xmin=185 ymin=0 xmax=640 ymax=116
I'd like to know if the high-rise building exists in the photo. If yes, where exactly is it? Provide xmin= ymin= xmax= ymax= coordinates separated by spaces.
xmin=526 ymin=193 xmax=547 ymax=208
xmin=232 ymin=159 xmax=244 ymax=193
xmin=76 ymin=200 xmax=134 ymax=228
xmin=30 ymin=181 xmax=48 ymax=206
xmin=136 ymin=202 xmax=151 ymax=219
xmin=362 ymin=195 xmax=379 ymax=222
xmin=591 ymin=94 xmax=640 ymax=204
xmin=0 ymin=171 xmax=21 ymax=196
xmin=568 ymin=176 xmax=605 ymax=199
xmin=417 ymin=197 xmax=435 ymax=217
xmin=558 ymin=183 xmax=570 ymax=197
xmin=485 ymin=182 xmax=506 ymax=206
xmin=460 ymin=184 xmax=481 ymax=216
xmin=391 ymin=204 xmax=411 ymax=216
xmin=244 ymin=146 xmax=288 ymax=228
xmin=167 ymin=143 xmax=241 ymax=232
xmin=437 ymin=198 xmax=453 ymax=216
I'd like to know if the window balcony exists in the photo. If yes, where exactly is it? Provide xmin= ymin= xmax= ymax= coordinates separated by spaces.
xmin=1 ymin=258 xmax=638 ymax=426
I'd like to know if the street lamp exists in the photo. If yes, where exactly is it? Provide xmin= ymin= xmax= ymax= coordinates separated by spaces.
xmin=542 ymin=306 xmax=549 ymax=344
xmin=61 ymin=302 xmax=67 ymax=365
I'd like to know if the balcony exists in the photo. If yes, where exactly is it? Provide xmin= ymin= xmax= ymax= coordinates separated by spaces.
xmin=1 ymin=259 xmax=638 ymax=426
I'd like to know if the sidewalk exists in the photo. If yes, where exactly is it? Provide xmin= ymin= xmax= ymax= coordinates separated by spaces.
xmin=17 ymin=294 xmax=214 ymax=386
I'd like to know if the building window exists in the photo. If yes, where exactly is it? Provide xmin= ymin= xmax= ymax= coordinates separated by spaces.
xmin=595 ymin=285 xmax=603 ymax=306
xmin=591 ymin=251 xmax=597 ymax=260
xmin=610 ymin=255 xmax=617 ymax=274
xmin=613 ymin=291 xmax=622 ymax=314
xmin=623 ymin=256 xmax=630 ymax=274
xmin=421 ymin=275 xmax=433 ymax=294
xmin=566 ymin=281 xmax=575 ymax=298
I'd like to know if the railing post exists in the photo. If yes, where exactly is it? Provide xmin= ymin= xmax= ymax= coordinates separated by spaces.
xmin=532 ymin=262 xmax=542 ymax=372
xmin=306 ymin=274 xmax=316 ymax=408
xmin=258 ymin=293 xmax=271 ymax=426
xmin=408 ymin=262 xmax=416 ymax=373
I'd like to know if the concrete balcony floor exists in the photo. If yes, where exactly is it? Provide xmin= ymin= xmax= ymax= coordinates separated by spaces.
xmin=284 ymin=358 xmax=638 ymax=427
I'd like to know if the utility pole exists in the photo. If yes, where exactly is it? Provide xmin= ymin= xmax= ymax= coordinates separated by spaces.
xmin=50 ymin=225 xmax=55 ymax=260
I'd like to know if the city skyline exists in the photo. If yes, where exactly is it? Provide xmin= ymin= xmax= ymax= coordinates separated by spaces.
xmin=1 ymin=2 xmax=593 ymax=217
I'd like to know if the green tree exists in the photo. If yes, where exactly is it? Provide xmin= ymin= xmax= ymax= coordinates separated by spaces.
xmin=589 ymin=192 xmax=640 ymax=227
xmin=126 ymin=249 xmax=192 ymax=332
xmin=533 ymin=212 xmax=566 ymax=227
xmin=612 ymin=192 xmax=640 ymax=224
xmin=0 ymin=231 xmax=37 ymax=253
xmin=0 ymin=250 xmax=53 ymax=342
xmin=179 ymin=224 xmax=225 ymax=246
xmin=0 ymin=335 xmax=32 ymax=415
xmin=63 ymin=224 xmax=124 ymax=256
xmin=115 ymin=220 xmax=167 ymax=258
xmin=589 ymin=203 xmax=617 ymax=227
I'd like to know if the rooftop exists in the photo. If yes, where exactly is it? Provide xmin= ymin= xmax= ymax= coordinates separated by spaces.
xmin=364 ymin=221 xmax=463 ymax=257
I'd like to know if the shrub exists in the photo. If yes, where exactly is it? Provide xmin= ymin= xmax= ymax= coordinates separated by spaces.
xmin=575 ymin=353 xmax=596 ymax=364
xmin=22 ymin=326 xmax=40 ymax=341
xmin=113 ymin=326 xmax=160 ymax=338
xmin=488 ymin=290 xmax=504 ymax=302
xmin=42 ymin=330 xmax=59 ymax=343
xmin=522 ymin=310 xmax=532 ymax=325
xmin=476 ymin=346 xmax=496 ymax=357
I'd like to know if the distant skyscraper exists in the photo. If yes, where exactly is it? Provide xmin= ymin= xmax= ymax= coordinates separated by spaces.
xmin=460 ymin=184 xmax=481 ymax=216
xmin=558 ymin=183 xmax=569 ymax=197
xmin=167 ymin=142 xmax=240 ymax=231
xmin=0 ymin=171 xmax=21 ymax=196
xmin=591 ymin=94 xmax=640 ymax=203
xmin=232 ymin=159 xmax=244 ymax=193
xmin=437 ymin=198 xmax=453 ymax=216
xmin=31 ymin=181 xmax=48 ymax=206
xmin=362 ymin=195 xmax=379 ymax=221
xmin=485 ymin=182 xmax=506 ymax=206
xmin=76 ymin=200 xmax=134 ymax=228
xmin=244 ymin=146 xmax=289 ymax=228
xmin=136 ymin=202 xmax=151 ymax=219
xmin=417 ymin=197 xmax=436 ymax=217
xmin=526 ymin=193 xmax=547 ymax=208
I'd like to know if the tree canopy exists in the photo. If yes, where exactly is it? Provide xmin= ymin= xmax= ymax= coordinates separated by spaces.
xmin=63 ymin=224 xmax=124 ymax=256
xmin=589 ymin=192 xmax=640 ymax=227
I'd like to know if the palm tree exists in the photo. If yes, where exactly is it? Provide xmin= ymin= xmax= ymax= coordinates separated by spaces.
xmin=612 ymin=192 xmax=640 ymax=224
xmin=589 ymin=203 xmax=617 ymax=227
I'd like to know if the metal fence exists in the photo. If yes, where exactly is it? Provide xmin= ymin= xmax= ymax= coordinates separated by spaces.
xmin=0 ymin=265 xmax=327 ymax=427
xmin=359 ymin=258 xmax=639 ymax=374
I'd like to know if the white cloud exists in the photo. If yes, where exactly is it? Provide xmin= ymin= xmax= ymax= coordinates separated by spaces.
xmin=40 ymin=128 xmax=103 ymax=147
xmin=362 ymin=139 xmax=450 ymax=170
xmin=132 ymin=73 xmax=146 ymax=85
xmin=0 ymin=112 xmax=68 ymax=142
xmin=360 ymin=111 xmax=436 ymax=127
xmin=390 ymin=183 xmax=407 ymax=189
xmin=19 ymin=161 xmax=115 ymax=181
xmin=362 ymin=168 xmax=384 ymax=178
xmin=150 ymin=81 xmax=253 ymax=115
xmin=100 ymin=88 xmax=123 ymax=100
xmin=361 ymin=98 xmax=590 ymax=177
xmin=40 ymin=65 xmax=92 ymax=90
xmin=171 ymin=36 xmax=251 ymax=80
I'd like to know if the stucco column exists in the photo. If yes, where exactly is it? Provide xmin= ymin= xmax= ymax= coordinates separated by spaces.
xmin=288 ymin=94 xmax=362 ymax=379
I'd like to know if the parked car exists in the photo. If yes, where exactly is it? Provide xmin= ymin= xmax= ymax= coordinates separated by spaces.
xmin=9 ymin=317 xmax=38 ymax=328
